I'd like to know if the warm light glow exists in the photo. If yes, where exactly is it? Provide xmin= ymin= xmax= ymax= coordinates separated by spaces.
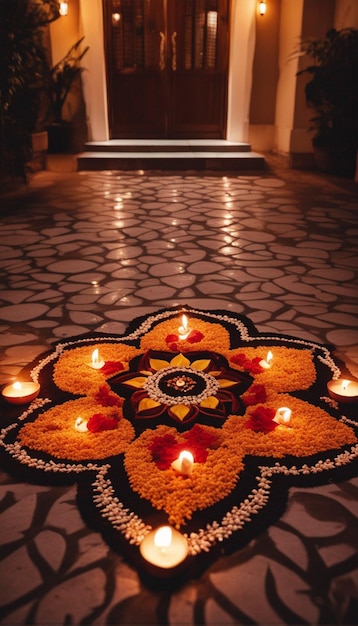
xmin=178 ymin=314 xmax=191 ymax=340
xmin=92 ymin=349 xmax=100 ymax=365
xmin=179 ymin=450 xmax=194 ymax=464
xmin=327 ymin=378 xmax=358 ymax=403
xmin=88 ymin=348 xmax=105 ymax=369
xmin=75 ymin=417 xmax=88 ymax=432
xmin=171 ymin=450 xmax=194 ymax=475
xmin=207 ymin=11 xmax=218 ymax=28
xmin=154 ymin=526 xmax=172 ymax=550
xmin=59 ymin=1 xmax=68 ymax=16
xmin=274 ymin=407 xmax=292 ymax=425
xmin=259 ymin=1 xmax=267 ymax=16
xmin=140 ymin=525 xmax=188 ymax=567
xmin=259 ymin=350 xmax=273 ymax=370
xmin=112 ymin=12 xmax=121 ymax=25
xmin=2 ymin=381 xmax=40 ymax=404
xmin=181 ymin=315 xmax=188 ymax=332
xmin=179 ymin=450 xmax=194 ymax=475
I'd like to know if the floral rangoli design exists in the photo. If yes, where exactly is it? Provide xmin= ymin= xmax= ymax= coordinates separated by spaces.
xmin=1 ymin=307 xmax=357 ymax=578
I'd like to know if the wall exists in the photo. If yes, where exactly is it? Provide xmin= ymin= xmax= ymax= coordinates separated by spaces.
xmin=49 ymin=0 xmax=88 ymax=149
xmin=249 ymin=0 xmax=280 ymax=151
xmin=334 ymin=0 xmax=358 ymax=28
xmin=273 ymin=0 xmax=304 ymax=156
xmin=49 ymin=0 xmax=83 ymax=122
xmin=292 ymin=0 xmax=335 ymax=155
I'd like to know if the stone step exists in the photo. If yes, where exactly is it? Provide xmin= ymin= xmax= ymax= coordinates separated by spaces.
xmin=77 ymin=140 xmax=265 ymax=171
xmin=77 ymin=151 xmax=265 ymax=171
xmin=83 ymin=139 xmax=252 ymax=153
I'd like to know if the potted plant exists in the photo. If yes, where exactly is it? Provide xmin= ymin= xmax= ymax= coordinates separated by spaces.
xmin=47 ymin=37 xmax=89 ymax=153
xmin=297 ymin=27 xmax=358 ymax=177
xmin=0 ymin=0 xmax=60 ymax=180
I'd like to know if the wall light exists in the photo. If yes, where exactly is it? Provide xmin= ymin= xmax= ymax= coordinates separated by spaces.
xmin=258 ymin=1 xmax=267 ymax=16
xmin=112 ymin=12 xmax=121 ymax=26
xmin=59 ymin=1 xmax=68 ymax=16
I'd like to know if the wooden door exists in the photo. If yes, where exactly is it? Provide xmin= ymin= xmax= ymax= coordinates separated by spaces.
xmin=104 ymin=0 xmax=230 ymax=138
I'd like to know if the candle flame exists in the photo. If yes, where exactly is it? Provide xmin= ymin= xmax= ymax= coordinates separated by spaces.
xmin=179 ymin=450 xmax=194 ymax=464
xmin=279 ymin=407 xmax=291 ymax=423
xmin=154 ymin=526 xmax=172 ymax=549
xmin=13 ymin=381 xmax=22 ymax=391
xmin=341 ymin=379 xmax=350 ymax=390
xmin=181 ymin=314 xmax=188 ymax=331
xmin=92 ymin=348 xmax=100 ymax=365
xmin=267 ymin=350 xmax=273 ymax=364
xmin=75 ymin=416 xmax=88 ymax=432
xmin=273 ymin=406 xmax=291 ymax=425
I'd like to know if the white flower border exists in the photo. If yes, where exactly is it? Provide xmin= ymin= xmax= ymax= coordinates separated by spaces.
xmin=90 ymin=440 xmax=358 ymax=555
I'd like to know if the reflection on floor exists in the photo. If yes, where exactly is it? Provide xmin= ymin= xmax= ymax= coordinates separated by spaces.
xmin=0 ymin=158 xmax=357 ymax=625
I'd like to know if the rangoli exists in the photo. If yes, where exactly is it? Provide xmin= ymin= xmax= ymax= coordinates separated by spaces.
xmin=1 ymin=307 xmax=357 ymax=581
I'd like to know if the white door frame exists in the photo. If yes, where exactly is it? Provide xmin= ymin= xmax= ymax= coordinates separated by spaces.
xmin=80 ymin=0 xmax=256 ymax=143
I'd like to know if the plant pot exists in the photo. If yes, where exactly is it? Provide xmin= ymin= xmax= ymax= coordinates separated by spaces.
xmin=47 ymin=123 xmax=73 ymax=154
xmin=313 ymin=144 xmax=357 ymax=179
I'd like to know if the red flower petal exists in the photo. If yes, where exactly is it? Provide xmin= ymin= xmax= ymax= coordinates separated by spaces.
xmin=149 ymin=434 xmax=181 ymax=469
xmin=184 ymin=424 xmax=220 ymax=449
xmin=242 ymin=384 xmax=267 ymax=406
xmin=166 ymin=334 xmax=179 ymax=343
xmin=245 ymin=405 xmax=277 ymax=433
xmin=186 ymin=330 xmax=204 ymax=344
xmin=87 ymin=413 xmax=118 ymax=432
xmin=94 ymin=385 xmax=123 ymax=407
xmin=100 ymin=361 xmax=125 ymax=376
xmin=231 ymin=353 xmax=265 ymax=374
xmin=149 ymin=425 xmax=221 ymax=470
xmin=230 ymin=353 xmax=247 ymax=366
xmin=251 ymin=357 xmax=265 ymax=374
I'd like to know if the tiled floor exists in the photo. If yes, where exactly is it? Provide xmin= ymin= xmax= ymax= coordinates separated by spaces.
xmin=0 ymin=158 xmax=357 ymax=625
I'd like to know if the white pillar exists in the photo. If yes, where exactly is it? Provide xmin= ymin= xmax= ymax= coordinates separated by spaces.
xmin=226 ymin=0 xmax=256 ymax=142
xmin=79 ymin=0 xmax=109 ymax=141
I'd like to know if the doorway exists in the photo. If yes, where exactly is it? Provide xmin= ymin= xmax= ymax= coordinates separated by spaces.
xmin=103 ymin=0 xmax=230 ymax=138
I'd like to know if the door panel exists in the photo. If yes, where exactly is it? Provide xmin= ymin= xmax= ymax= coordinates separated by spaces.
xmin=104 ymin=0 xmax=230 ymax=138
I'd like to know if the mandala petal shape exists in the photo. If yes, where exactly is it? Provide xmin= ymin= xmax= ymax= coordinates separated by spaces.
xmin=191 ymin=359 xmax=212 ymax=371
xmin=169 ymin=404 xmax=194 ymax=421
xmin=149 ymin=357 xmax=171 ymax=370
xmin=200 ymin=396 xmax=220 ymax=409
xmin=110 ymin=349 xmax=253 ymax=431
xmin=138 ymin=397 xmax=161 ymax=412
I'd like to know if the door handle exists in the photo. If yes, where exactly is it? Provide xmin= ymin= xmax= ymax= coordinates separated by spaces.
xmin=171 ymin=31 xmax=177 ymax=71
xmin=159 ymin=31 xmax=165 ymax=70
